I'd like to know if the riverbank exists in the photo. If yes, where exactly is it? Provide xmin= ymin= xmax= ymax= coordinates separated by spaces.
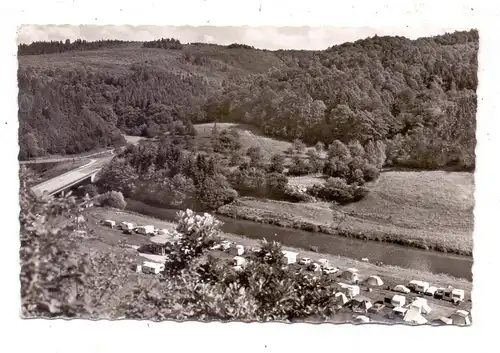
xmin=217 ymin=171 xmax=474 ymax=256
xmin=125 ymin=198 xmax=473 ymax=280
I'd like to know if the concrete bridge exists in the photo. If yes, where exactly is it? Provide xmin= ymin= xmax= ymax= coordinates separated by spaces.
xmin=30 ymin=157 xmax=113 ymax=197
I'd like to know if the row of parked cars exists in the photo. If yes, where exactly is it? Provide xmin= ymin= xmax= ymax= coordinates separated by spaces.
xmin=392 ymin=280 xmax=465 ymax=304
xmin=297 ymin=257 xmax=340 ymax=275
xmin=101 ymin=219 xmax=177 ymax=237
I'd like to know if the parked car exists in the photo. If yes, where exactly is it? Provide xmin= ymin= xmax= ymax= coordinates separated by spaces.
xmin=393 ymin=285 xmax=411 ymax=294
xmin=298 ymin=257 xmax=312 ymax=266
xmin=123 ymin=228 xmax=133 ymax=235
xmin=322 ymin=265 xmax=339 ymax=275
xmin=425 ymin=286 xmax=438 ymax=297
xmin=369 ymin=301 xmax=386 ymax=313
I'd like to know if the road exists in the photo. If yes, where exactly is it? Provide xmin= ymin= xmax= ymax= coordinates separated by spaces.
xmin=31 ymin=156 xmax=114 ymax=197
xmin=20 ymin=149 xmax=115 ymax=165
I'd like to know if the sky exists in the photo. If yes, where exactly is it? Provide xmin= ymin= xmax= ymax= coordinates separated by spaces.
xmin=16 ymin=25 xmax=466 ymax=50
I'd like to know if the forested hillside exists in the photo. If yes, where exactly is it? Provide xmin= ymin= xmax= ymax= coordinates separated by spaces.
xmin=18 ymin=30 xmax=478 ymax=170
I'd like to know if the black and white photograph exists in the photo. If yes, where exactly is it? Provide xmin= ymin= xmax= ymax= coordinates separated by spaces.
xmin=17 ymin=23 xmax=477 ymax=326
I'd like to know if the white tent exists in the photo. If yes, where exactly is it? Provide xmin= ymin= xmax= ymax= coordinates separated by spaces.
xmin=411 ymin=298 xmax=432 ymax=315
xmin=334 ymin=292 xmax=350 ymax=306
xmin=352 ymin=295 xmax=373 ymax=312
xmin=341 ymin=269 xmax=360 ymax=283
xmin=365 ymin=275 xmax=384 ymax=287
xmin=404 ymin=305 xmax=428 ymax=325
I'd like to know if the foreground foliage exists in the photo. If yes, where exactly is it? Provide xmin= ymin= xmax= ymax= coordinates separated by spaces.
xmin=20 ymin=175 xmax=341 ymax=321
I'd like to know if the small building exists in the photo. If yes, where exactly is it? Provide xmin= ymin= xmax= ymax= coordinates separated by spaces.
xmin=230 ymin=244 xmax=245 ymax=256
xmin=450 ymin=310 xmax=471 ymax=326
xmin=391 ymin=294 xmax=406 ymax=308
xmin=282 ymin=250 xmax=298 ymax=264
xmin=103 ymin=219 xmax=116 ymax=228
xmin=365 ymin=275 xmax=384 ymax=287
xmin=340 ymin=268 xmax=360 ymax=283
xmin=136 ymin=225 xmax=155 ymax=235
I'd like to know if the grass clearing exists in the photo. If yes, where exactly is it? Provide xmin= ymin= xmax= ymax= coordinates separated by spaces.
xmin=218 ymin=171 xmax=474 ymax=255
xmin=193 ymin=123 xmax=318 ymax=160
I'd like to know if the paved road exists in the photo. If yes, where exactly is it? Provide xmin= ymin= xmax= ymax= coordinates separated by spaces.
xmin=31 ymin=156 xmax=114 ymax=196
xmin=20 ymin=149 xmax=115 ymax=165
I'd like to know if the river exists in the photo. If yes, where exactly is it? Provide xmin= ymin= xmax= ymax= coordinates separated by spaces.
xmin=126 ymin=199 xmax=473 ymax=281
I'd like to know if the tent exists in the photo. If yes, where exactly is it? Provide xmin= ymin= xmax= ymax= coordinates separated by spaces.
xmin=411 ymin=298 xmax=432 ymax=315
xmin=341 ymin=269 xmax=360 ymax=283
xmin=334 ymin=292 xmax=350 ymax=306
xmin=450 ymin=310 xmax=471 ymax=326
xmin=352 ymin=295 xmax=373 ymax=312
xmin=365 ymin=275 xmax=384 ymax=287
xmin=403 ymin=305 xmax=428 ymax=325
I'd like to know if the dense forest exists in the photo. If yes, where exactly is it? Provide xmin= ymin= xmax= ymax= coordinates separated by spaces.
xmin=18 ymin=30 xmax=478 ymax=170
xmin=18 ymin=39 xmax=130 ymax=56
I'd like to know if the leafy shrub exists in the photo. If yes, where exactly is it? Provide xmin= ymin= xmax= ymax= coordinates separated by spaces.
xmin=307 ymin=177 xmax=370 ymax=204
xmin=98 ymin=190 xmax=127 ymax=209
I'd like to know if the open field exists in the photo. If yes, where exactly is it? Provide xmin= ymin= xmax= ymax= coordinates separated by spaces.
xmin=217 ymin=171 xmax=474 ymax=256
xmin=19 ymin=43 xmax=288 ymax=80
xmin=86 ymin=207 xmax=472 ymax=321
xmin=193 ymin=123 xmax=319 ymax=160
